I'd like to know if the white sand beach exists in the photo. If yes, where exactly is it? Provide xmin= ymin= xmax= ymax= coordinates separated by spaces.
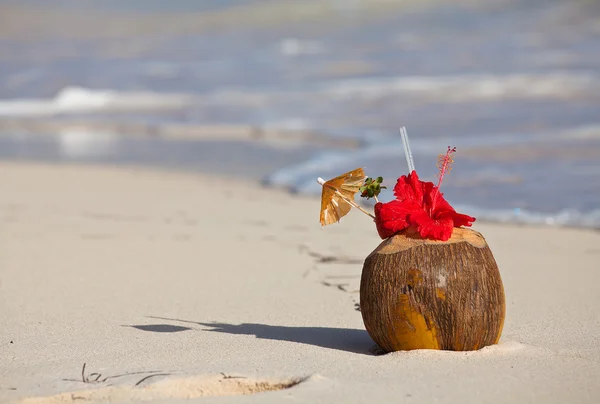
xmin=1 ymin=162 xmax=599 ymax=403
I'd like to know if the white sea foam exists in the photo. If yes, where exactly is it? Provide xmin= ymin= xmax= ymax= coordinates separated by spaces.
xmin=263 ymin=117 xmax=314 ymax=131
xmin=0 ymin=86 xmax=194 ymax=117
xmin=58 ymin=129 xmax=119 ymax=159
xmin=279 ymin=38 xmax=325 ymax=56
xmin=322 ymin=72 xmax=600 ymax=102
xmin=264 ymin=150 xmax=352 ymax=188
xmin=452 ymin=204 xmax=600 ymax=229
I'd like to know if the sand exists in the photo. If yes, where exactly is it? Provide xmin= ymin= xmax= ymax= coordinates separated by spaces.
xmin=1 ymin=162 xmax=599 ymax=403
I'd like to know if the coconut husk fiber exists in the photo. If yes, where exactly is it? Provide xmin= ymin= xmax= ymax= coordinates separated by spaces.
xmin=360 ymin=227 xmax=505 ymax=352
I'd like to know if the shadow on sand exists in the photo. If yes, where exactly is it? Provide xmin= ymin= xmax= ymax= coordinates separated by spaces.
xmin=136 ymin=316 xmax=375 ymax=355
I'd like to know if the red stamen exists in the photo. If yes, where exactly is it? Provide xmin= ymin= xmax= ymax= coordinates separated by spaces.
xmin=430 ymin=146 xmax=456 ymax=213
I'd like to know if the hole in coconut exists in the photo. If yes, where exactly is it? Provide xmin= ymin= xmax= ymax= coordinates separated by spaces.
xmin=19 ymin=375 xmax=308 ymax=403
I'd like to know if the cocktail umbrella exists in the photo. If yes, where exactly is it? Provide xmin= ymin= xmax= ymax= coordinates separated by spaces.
xmin=317 ymin=168 xmax=375 ymax=226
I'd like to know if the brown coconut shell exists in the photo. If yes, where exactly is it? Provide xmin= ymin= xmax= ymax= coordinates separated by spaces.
xmin=360 ymin=227 xmax=505 ymax=352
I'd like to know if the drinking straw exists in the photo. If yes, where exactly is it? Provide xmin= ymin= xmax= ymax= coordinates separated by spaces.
xmin=400 ymin=126 xmax=415 ymax=173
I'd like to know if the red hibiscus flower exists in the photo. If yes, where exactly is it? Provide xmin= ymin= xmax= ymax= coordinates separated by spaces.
xmin=374 ymin=199 xmax=414 ymax=239
xmin=374 ymin=147 xmax=475 ymax=241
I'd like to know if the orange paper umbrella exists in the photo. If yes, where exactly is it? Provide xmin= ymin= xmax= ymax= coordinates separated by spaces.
xmin=317 ymin=168 xmax=375 ymax=226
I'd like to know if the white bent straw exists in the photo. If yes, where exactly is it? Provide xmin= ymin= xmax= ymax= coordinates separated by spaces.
xmin=317 ymin=177 xmax=375 ymax=219
xmin=400 ymin=126 xmax=415 ymax=173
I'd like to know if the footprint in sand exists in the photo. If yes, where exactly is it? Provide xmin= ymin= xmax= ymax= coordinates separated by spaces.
xmin=18 ymin=374 xmax=309 ymax=403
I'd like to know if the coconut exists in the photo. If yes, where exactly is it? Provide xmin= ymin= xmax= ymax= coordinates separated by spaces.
xmin=360 ymin=226 xmax=505 ymax=352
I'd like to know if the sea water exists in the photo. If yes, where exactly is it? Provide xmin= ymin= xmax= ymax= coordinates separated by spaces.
xmin=0 ymin=0 xmax=599 ymax=228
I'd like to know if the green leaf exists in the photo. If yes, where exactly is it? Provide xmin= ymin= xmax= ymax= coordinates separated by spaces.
xmin=360 ymin=176 xmax=386 ymax=199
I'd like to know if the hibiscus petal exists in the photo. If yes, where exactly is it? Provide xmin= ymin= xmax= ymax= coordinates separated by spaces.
xmin=374 ymin=200 xmax=412 ymax=239
xmin=393 ymin=171 xmax=435 ymax=206
xmin=430 ymin=193 xmax=476 ymax=228
xmin=392 ymin=174 xmax=414 ymax=202
xmin=409 ymin=170 xmax=427 ymax=203
xmin=429 ymin=190 xmax=454 ymax=216
xmin=451 ymin=212 xmax=476 ymax=228
xmin=409 ymin=211 xmax=454 ymax=241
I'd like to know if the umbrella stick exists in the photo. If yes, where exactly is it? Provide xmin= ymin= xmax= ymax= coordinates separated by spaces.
xmin=317 ymin=178 xmax=376 ymax=220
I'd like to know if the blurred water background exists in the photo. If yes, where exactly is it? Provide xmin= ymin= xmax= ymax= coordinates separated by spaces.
xmin=0 ymin=0 xmax=599 ymax=227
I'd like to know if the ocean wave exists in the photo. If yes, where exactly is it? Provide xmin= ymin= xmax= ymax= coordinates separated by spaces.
xmin=262 ymin=133 xmax=600 ymax=230
xmin=262 ymin=133 xmax=545 ymax=190
xmin=268 ymin=167 xmax=600 ymax=228
xmin=322 ymin=71 xmax=600 ymax=102
xmin=452 ymin=205 xmax=600 ymax=229
xmin=0 ymin=86 xmax=194 ymax=117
